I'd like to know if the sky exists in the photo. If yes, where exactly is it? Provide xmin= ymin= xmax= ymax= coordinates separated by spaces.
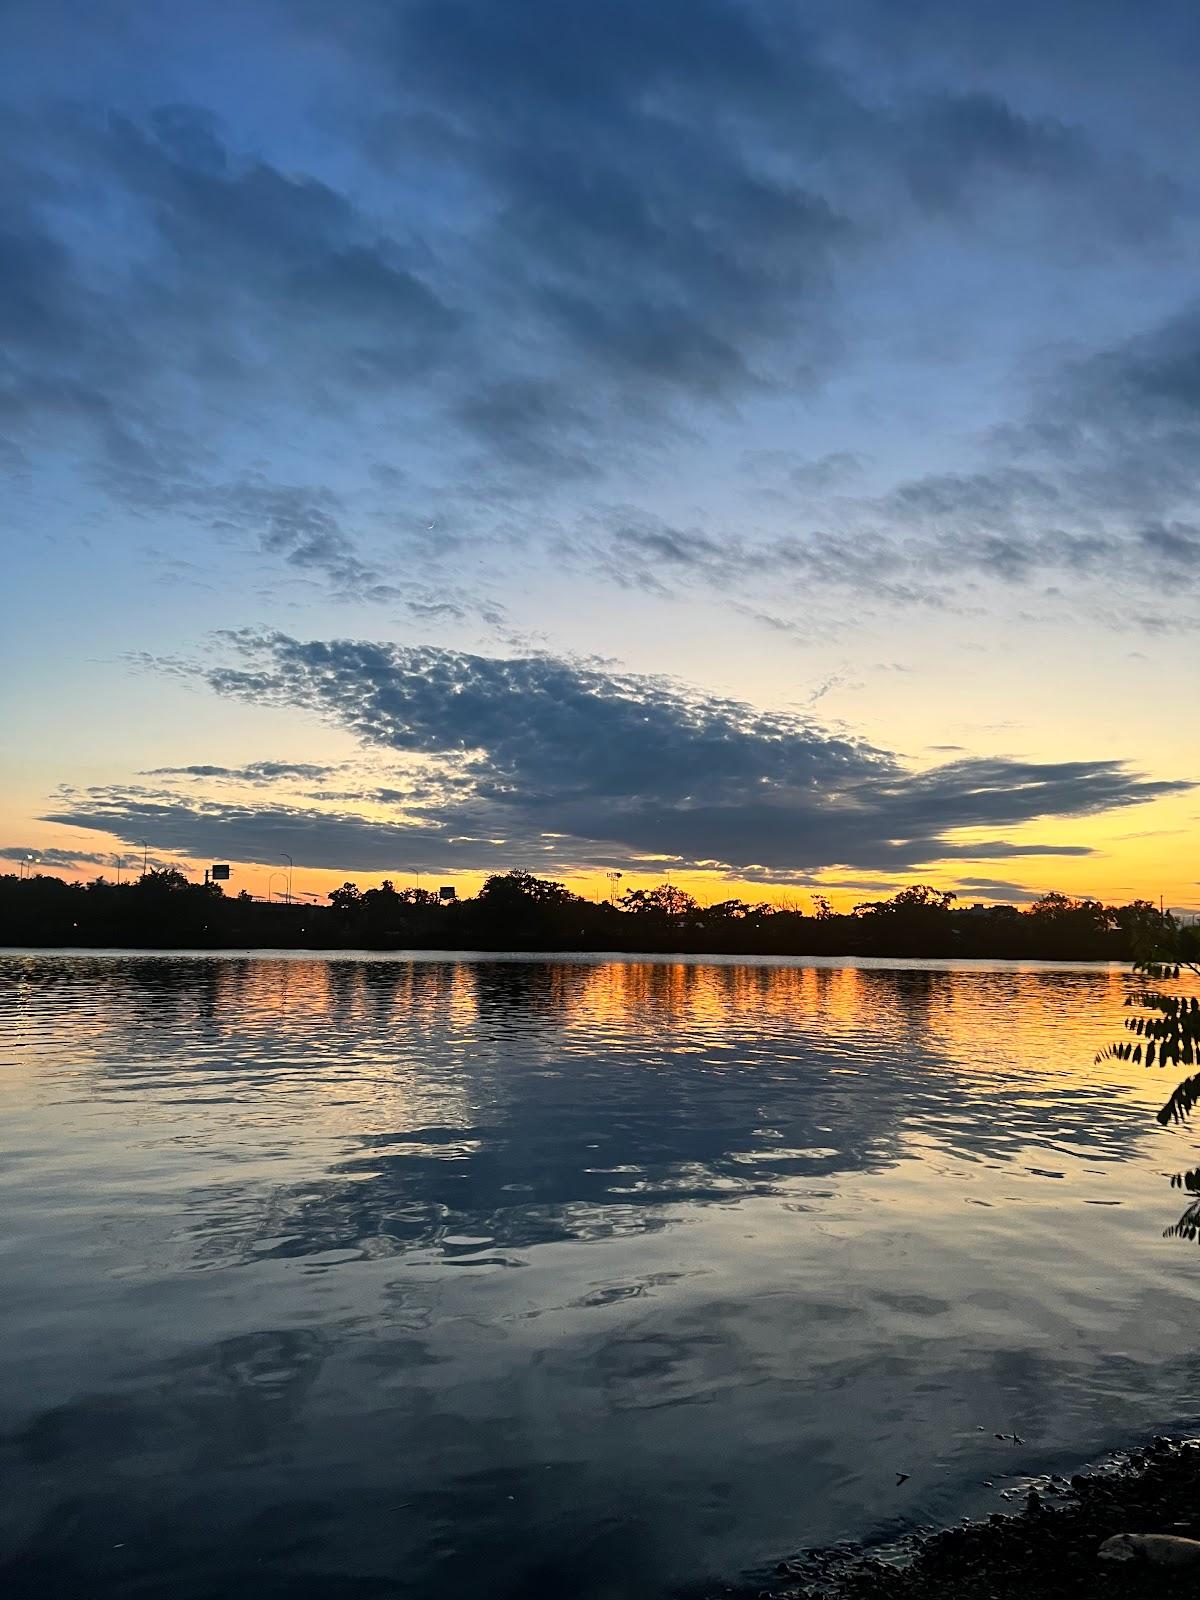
xmin=2 ymin=0 xmax=1199 ymax=911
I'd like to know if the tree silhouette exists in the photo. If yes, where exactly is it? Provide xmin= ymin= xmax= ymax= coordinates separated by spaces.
xmin=0 ymin=869 xmax=1183 ymax=962
xmin=619 ymin=884 xmax=698 ymax=920
xmin=1095 ymin=918 xmax=1200 ymax=1240
xmin=854 ymin=884 xmax=956 ymax=916
xmin=477 ymin=870 xmax=578 ymax=908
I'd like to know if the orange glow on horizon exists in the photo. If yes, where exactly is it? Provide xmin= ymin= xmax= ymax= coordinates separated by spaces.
xmin=5 ymin=782 xmax=1197 ymax=916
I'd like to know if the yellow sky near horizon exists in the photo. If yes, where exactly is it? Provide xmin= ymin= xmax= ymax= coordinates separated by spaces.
xmin=3 ymin=591 xmax=1197 ymax=916
xmin=7 ymin=790 xmax=1197 ymax=915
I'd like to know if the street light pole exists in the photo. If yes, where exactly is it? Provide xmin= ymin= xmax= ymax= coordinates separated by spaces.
xmin=138 ymin=838 xmax=149 ymax=878
xmin=268 ymin=872 xmax=287 ymax=903
xmin=283 ymin=854 xmax=293 ymax=906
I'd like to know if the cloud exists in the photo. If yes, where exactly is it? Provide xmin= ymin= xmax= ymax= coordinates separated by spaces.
xmin=845 ymin=302 xmax=1200 ymax=600
xmin=0 ymin=107 xmax=450 ymax=445
xmin=41 ymin=633 xmax=1190 ymax=876
xmin=0 ymin=844 xmax=176 ymax=873
xmin=120 ymin=468 xmax=505 ymax=620
xmin=580 ymin=509 xmax=949 ymax=609
xmin=140 ymin=760 xmax=342 ymax=784
xmin=2 ymin=0 xmax=1189 ymax=616
xmin=951 ymin=877 xmax=1040 ymax=904
xmin=576 ymin=294 xmax=1200 ymax=622
xmin=1 ymin=845 xmax=112 ymax=870
xmin=186 ymin=479 xmax=401 ymax=604
xmin=0 ymin=99 xmax=475 ymax=606
xmin=38 ymin=794 xmax=491 ymax=874
xmin=348 ymin=0 xmax=1179 ymax=450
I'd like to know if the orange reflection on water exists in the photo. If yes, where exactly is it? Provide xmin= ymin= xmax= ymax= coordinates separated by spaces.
xmin=1 ymin=952 xmax=1176 ymax=1122
xmin=553 ymin=958 xmax=1143 ymax=1092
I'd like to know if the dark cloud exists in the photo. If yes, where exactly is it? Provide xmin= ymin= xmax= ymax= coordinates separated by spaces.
xmin=0 ymin=845 xmax=110 ymax=870
xmin=0 ymin=844 xmax=176 ymax=873
xmin=204 ymin=631 xmax=887 ymax=806
xmin=114 ymin=469 xmax=502 ymax=619
xmin=450 ymin=378 xmax=606 ymax=486
xmin=44 ymin=633 xmax=1188 ymax=876
xmin=195 ymin=480 xmax=399 ymax=603
xmin=0 ymin=98 xmax=477 ymax=605
xmin=816 ymin=0 xmax=1200 ymax=134
xmin=857 ymin=303 xmax=1200 ymax=601
xmin=2 ymin=0 xmax=1188 ymax=607
xmin=361 ymin=0 xmax=855 ymax=410
xmin=94 ymin=103 xmax=458 ymax=390
xmin=890 ymin=91 xmax=1182 ymax=237
xmin=140 ymin=761 xmax=341 ymax=784
xmin=588 ymin=293 xmax=1200 ymax=621
xmin=952 ymin=877 xmax=1039 ymax=904
xmin=39 ymin=793 xmax=496 ymax=874
xmin=583 ymin=511 xmax=945 ymax=608
xmin=350 ymin=0 xmax=1177 ymax=433
xmin=1 ymin=107 xmax=446 ymax=442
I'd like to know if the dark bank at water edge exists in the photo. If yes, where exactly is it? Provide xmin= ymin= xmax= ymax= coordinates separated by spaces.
xmin=710 ymin=1439 xmax=1200 ymax=1600
xmin=0 ymin=868 xmax=1179 ymax=959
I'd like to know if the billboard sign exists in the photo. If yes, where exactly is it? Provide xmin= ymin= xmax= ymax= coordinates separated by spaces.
xmin=438 ymin=885 xmax=456 ymax=901
xmin=211 ymin=864 xmax=231 ymax=881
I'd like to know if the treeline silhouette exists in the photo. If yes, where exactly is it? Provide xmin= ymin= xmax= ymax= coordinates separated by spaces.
xmin=0 ymin=868 xmax=1173 ymax=960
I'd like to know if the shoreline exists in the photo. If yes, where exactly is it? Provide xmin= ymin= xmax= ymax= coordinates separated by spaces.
xmin=706 ymin=1439 xmax=1200 ymax=1600
xmin=0 ymin=934 xmax=1132 ymax=960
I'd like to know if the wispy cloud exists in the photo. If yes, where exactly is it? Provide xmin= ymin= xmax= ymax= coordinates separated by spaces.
xmin=140 ymin=760 xmax=342 ymax=785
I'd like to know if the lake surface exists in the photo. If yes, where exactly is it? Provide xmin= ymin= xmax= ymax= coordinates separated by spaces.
xmin=2 ymin=952 xmax=1199 ymax=1599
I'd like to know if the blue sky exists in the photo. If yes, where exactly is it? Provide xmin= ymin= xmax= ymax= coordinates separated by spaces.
xmin=3 ymin=0 xmax=1199 ymax=906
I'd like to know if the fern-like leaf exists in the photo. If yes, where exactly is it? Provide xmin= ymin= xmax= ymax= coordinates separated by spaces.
xmin=1157 ymin=1071 xmax=1200 ymax=1126
xmin=1164 ymin=1196 xmax=1200 ymax=1241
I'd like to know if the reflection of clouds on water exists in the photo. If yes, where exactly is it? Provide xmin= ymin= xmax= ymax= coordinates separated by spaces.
xmin=2 ymin=954 xmax=1200 ymax=1599
xmin=0 ymin=954 xmax=1167 ymax=1273
xmin=14 ymin=1330 xmax=330 ymax=1475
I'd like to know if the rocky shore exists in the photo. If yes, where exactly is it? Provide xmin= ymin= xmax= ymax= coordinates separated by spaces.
xmin=711 ymin=1438 xmax=1200 ymax=1600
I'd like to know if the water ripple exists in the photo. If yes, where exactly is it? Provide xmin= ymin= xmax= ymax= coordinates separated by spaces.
xmin=1 ymin=952 xmax=1198 ymax=1598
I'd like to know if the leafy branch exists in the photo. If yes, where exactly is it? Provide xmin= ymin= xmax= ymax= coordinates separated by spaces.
xmin=1097 ymin=922 xmax=1200 ymax=1238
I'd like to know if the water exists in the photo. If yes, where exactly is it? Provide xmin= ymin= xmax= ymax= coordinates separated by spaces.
xmin=2 ymin=952 xmax=1199 ymax=1598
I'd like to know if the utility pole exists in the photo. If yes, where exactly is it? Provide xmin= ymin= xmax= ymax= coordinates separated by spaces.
xmin=606 ymin=870 xmax=623 ymax=904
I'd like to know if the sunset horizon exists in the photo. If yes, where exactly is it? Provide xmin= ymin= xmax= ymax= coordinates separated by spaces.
xmin=5 ymin=629 xmax=1197 ymax=916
